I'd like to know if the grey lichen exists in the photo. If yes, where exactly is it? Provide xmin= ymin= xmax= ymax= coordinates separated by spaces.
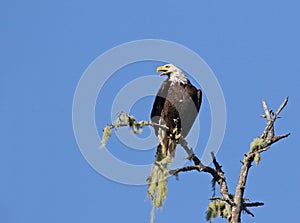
xmin=249 ymin=138 xmax=266 ymax=165
xmin=250 ymin=138 xmax=265 ymax=152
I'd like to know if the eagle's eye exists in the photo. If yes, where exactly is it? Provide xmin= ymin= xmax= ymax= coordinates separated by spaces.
xmin=165 ymin=65 xmax=170 ymax=68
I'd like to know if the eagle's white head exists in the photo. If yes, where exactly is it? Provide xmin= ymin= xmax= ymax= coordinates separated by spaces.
xmin=156 ymin=64 xmax=188 ymax=85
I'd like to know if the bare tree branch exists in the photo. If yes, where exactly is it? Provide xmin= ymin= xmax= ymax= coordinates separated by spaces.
xmin=170 ymin=97 xmax=289 ymax=223
xmin=172 ymin=139 xmax=233 ymax=220
xmin=230 ymin=97 xmax=290 ymax=223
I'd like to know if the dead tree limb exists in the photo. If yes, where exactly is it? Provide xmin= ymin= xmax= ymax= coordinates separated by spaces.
xmin=230 ymin=97 xmax=290 ymax=223
xmin=170 ymin=97 xmax=289 ymax=223
xmin=172 ymin=139 xmax=233 ymax=219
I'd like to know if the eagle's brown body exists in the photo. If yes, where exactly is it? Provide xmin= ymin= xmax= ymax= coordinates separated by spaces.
xmin=151 ymin=64 xmax=202 ymax=160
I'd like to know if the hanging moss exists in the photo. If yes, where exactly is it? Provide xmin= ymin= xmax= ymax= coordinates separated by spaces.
xmin=100 ymin=126 xmax=112 ymax=148
xmin=206 ymin=200 xmax=228 ymax=222
xmin=254 ymin=152 xmax=261 ymax=165
xmin=147 ymin=157 xmax=174 ymax=223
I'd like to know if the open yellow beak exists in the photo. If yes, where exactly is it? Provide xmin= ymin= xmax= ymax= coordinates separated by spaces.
xmin=156 ymin=66 xmax=168 ymax=76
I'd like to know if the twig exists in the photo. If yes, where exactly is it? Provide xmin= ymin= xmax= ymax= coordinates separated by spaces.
xmin=209 ymin=196 xmax=234 ymax=207
xmin=242 ymin=207 xmax=254 ymax=217
xmin=107 ymin=120 xmax=169 ymax=132
xmin=240 ymin=202 xmax=264 ymax=218
xmin=243 ymin=202 xmax=264 ymax=207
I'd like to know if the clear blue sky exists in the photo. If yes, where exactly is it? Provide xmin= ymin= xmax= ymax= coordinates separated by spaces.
xmin=1 ymin=1 xmax=299 ymax=223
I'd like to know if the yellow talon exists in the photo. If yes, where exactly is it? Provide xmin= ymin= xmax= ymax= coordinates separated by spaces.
xmin=175 ymin=133 xmax=181 ymax=140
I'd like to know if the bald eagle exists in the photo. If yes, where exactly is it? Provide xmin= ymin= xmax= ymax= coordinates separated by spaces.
xmin=151 ymin=64 xmax=202 ymax=161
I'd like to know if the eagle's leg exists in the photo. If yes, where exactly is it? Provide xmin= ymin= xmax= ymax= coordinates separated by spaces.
xmin=168 ymin=118 xmax=181 ymax=143
xmin=164 ymin=118 xmax=180 ymax=159
xmin=159 ymin=132 xmax=176 ymax=161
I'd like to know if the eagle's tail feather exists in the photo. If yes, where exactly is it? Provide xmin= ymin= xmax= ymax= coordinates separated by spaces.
xmin=155 ymin=143 xmax=164 ymax=162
